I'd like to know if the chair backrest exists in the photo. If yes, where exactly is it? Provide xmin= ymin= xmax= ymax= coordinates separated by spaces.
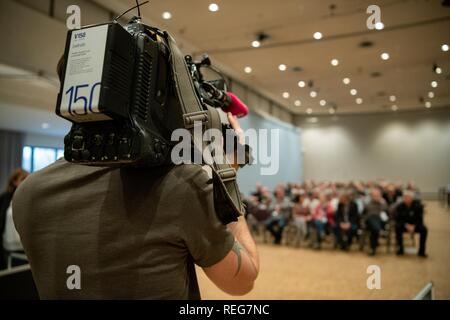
xmin=0 ymin=264 xmax=39 ymax=300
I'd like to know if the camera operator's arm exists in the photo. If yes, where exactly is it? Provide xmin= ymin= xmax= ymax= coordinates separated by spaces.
xmin=202 ymin=114 xmax=259 ymax=295
xmin=202 ymin=216 xmax=259 ymax=295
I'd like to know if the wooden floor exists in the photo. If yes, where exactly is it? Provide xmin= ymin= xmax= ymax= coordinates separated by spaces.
xmin=197 ymin=201 xmax=450 ymax=300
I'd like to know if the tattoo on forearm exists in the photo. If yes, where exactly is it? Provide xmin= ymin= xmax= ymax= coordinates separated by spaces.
xmin=232 ymin=241 xmax=243 ymax=276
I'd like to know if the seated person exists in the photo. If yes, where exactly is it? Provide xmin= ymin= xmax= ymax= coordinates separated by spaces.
xmin=395 ymin=191 xmax=428 ymax=257
xmin=291 ymin=192 xmax=310 ymax=242
xmin=335 ymin=193 xmax=359 ymax=250
xmin=311 ymin=193 xmax=333 ymax=249
xmin=266 ymin=186 xmax=292 ymax=245
xmin=363 ymin=188 xmax=388 ymax=256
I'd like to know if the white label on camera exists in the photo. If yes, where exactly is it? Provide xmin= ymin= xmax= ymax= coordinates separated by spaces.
xmin=60 ymin=24 xmax=111 ymax=122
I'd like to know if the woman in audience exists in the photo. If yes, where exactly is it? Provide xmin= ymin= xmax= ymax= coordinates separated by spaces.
xmin=292 ymin=191 xmax=310 ymax=245
xmin=0 ymin=168 xmax=29 ymax=270
xmin=311 ymin=193 xmax=333 ymax=249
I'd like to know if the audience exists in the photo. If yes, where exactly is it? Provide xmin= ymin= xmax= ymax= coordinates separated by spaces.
xmin=246 ymin=179 xmax=429 ymax=258
xmin=0 ymin=168 xmax=29 ymax=270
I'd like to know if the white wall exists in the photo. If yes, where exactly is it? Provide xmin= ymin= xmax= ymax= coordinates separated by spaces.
xmin=297 ymin=108 xmax=450 ymax=195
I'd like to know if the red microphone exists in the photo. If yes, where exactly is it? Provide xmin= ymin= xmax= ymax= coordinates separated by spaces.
xmin=221 ymin=92 xmax=249 ymax=118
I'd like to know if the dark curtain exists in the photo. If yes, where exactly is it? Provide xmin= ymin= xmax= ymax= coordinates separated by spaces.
xmin=0 ymin=130 xmax=25 ymax=192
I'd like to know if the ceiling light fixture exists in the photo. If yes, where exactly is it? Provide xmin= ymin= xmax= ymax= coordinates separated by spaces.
xmin=381 ymin=52 xmax=390 ymax=60
xmin=391 ymin=105 xmax=398 ymax=111
xmin=350 ymin=89 xmax=357 ymax=96
xmin=208 ymin=3 xmax=219 ymax=12
xmin=310 ymin=91 xmax=317 ymax=98
xmin=319 ymin=99 xmax=326 ymax=106
xmin=329 ymin=108 xmax=335 ymax=114
xmin=306 ymin=108 xmax=313 ymax=114
xmin=162 ymin=11 xmax=172 ymax=20
xmin=244 ymin=66 xmax=252 ymax=74
xmin=298 ymin=80 xmax=306 ymax=88
xmin=278 ymin=64 xmax=287 ymax=71
xmin=425 ymin=101 xmax=431 ymax=108
xmin=442 ymin=44 xmax=449 ymax=52
xmin=294 ymin=100 xmax=302 ymax=107
xmin=389 ymin=95 xmax=396 ymax=102
xmin=431 ymin=81 xmax=438 ymax=88
xmin=331 ymin=59 xmax=339 ymax=66
xmin=375 ymin=22 xmax=384 ymax=30
xmin=428 ymin=91 xmax=434 ymax=99
xmin=313 ymin=32 xmax=323 ymax=40
xmin=356 ymin=98 xmax=363 ymax=104
xmin=251 ymin=40 xmax=260 ymax=48
xmin=342 ymin=78 xmax=350 ymax=85
xmin=433 ymin=64 xmax=442 ymax=74
xmin=282 ymin=92 xmax=290 ymax=99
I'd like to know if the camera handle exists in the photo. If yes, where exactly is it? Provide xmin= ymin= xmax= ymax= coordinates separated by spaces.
xmin=164 ymin=32 xmax=243 ymax=224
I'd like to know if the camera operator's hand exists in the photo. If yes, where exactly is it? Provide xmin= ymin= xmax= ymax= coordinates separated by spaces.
xmin=227 ymin=112 xmax=245 ymax=145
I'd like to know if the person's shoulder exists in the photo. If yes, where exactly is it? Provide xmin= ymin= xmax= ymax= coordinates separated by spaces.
xmin=12 ymin=159 xmax=66 ymax=202
xmin=164 ymin=164 xmax=212 ymax=193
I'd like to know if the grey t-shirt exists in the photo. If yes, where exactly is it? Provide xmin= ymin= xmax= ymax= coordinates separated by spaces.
xmin=12 ymin=159 xmax=234 ymax=299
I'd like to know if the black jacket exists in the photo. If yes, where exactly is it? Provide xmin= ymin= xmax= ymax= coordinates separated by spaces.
xmin=336 ymin=201 xmax=359 ymax=226
xmin=395 ymin=200 xmax=424 ymax=227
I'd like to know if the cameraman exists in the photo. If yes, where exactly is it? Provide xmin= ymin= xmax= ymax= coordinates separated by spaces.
xmin=11 ymin=61 xmax=259 ymax=299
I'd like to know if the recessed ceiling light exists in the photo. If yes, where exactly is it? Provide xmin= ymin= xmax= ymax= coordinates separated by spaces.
xmin=294 ymin=100 xmax=302 ymax=107
xmin=208 ymin=3 xmax=219 ymax=12
xmin=310 ymin=91 xmax=317 ymax=98
xmin=391 ymin=105 xmax=398 ymax=111
xmin=350 ymin=89 xmax=357 ymax=96
xmin=41 ymin=122 xmax=50 ymax=129
xmin=331 ymin=59 xmax=339 ymax=66
xmin=342 ymin=78 xmax=350 ymax=85
xmin=431 ymin=81 xmax=438 ymax=88
xmin=278 ymin=64 xmax=287 ymax=71
xmin=442 ymin=44 xmax=449 ymax=52
xmin=251 ymin=40 xmax=261 ymax=48
xmin=356 ymin=98 xmax=363 ymax=104
xmin=435 ymin=67 xmax=442 ymax=74
xmin=298 ymin=81 xmax=306 ymax=88
xmin=244 ymin=66 xmax=252 ymax=74
xmin=425 ymin=101 xmax=431 ymax=108
xmin=389 ymin=95 xmax=396 ymax=102
xmin=313 ymin=32 xmax=322 ymax=40
xmin=162 ymin=11 xmax=172 ymax=20
xmin=282 ymin=92 xmax=290 ymax=99
xmin=329 ymin=108 xmax=335 ymax=114
xmin=306 ymin=108 xmax=313 ymax=114
xmin=381 ymin=52 xmax=390 ymax=60
xmin=428 ymin=91 xmax=434 ymax=99
xmin=375 ymin=22 xmax=384 ymax=30
xmin=319 ymin=99 xmax=326 ymax=106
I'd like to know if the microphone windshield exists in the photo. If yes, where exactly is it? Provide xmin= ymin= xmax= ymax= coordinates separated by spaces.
xmin=223 ymin=92 xmax=249 ymax=118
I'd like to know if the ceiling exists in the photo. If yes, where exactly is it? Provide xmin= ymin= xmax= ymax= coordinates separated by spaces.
xmin=105 ymin=0 xmax=450 ymax=115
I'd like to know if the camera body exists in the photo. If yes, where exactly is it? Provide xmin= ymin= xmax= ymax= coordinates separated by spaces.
xmin=56 ymin=20 xmax=171 ymax=166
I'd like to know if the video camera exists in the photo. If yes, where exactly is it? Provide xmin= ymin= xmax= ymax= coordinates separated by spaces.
xmin=55 ymin=6 xmax=250 ymax=224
